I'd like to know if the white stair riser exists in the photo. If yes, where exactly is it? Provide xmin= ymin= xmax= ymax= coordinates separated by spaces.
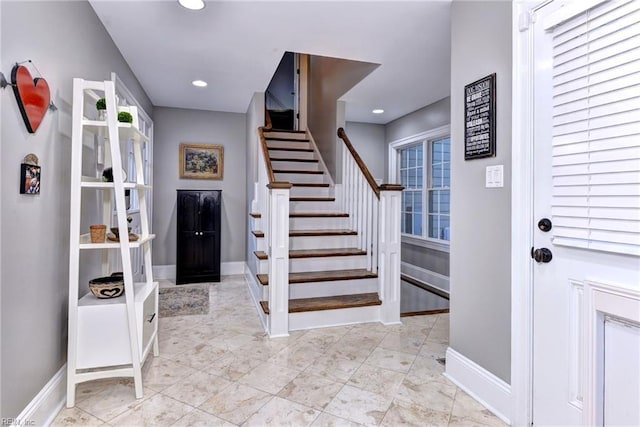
xmin=291 ymin=186 xmax=331 ymax=198
xmin=289 ymin=305 xmax=381 ymax=331
xmin=289 ymin=234 xmax=358 ymax=250
xmin=274 ymin=172 xmax=325 ymax=183
xmin=250 ymin=217 xmax=262 ymax=230
xmin=269 ymin=150 xmax=315 ymax=160
xmin=256 ymin=254 xmax=368 ymax=274
xmin=289 ymin=277 xmax=378 ymax=299
xmin=271 ymin=160 xmax=320 ymax=172
xmin=289 ymin=217 xmax=350 ymax=230
xmin=290 ymin=200 xmax=338 ymax=213
xmin=267 ymin=141 xmax=311 ymax=150
xmin=265 ymin=132 xmax=308 ymax=140
xmin=254 ymin=237 xmax=267 ymax=252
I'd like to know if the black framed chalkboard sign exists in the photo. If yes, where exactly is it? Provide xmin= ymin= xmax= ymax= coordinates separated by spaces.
xmin=464 ymin=73 xmax=496 ymax=160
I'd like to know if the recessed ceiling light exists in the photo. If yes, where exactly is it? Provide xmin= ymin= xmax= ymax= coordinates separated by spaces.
xmin=372 ymin=109 xmax=384 ymax=114
xmin=192 ymin=80 xmax=207 ymax=87
xmin=178 ymin=0 xmax=205 ymax=11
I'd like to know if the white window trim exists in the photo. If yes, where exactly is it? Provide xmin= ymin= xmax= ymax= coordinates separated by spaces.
xmin=389 ymin=124 xmax=451 ymax=250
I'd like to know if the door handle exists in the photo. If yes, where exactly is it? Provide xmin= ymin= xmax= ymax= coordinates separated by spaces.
xmin=538 ymin=218 xmax=552 ymax=232
xmin=531 ymin=247 xmax=553 ymax=263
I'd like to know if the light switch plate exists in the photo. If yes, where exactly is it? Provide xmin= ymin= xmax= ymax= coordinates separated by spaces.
xmin=486 ymin=165 xmax=504 ymax=188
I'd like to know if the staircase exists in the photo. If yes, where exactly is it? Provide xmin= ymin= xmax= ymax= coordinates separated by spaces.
xmin=248 ymin=126 xmax=403 ymax=335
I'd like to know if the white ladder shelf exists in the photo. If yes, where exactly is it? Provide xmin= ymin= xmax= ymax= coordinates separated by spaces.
xmin=66 ymin=78 xmax=158 ymax=407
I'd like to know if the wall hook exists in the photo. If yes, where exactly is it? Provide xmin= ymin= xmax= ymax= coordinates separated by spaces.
xmin=0 ymin=72 xmax=10 ymax=89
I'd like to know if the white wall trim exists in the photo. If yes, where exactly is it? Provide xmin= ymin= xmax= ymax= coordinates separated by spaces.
xmin=152 ymin=264 xmax=176 ymax=280
xmin=14 ymin=364 xmax=66 ymax=426
xmin=401 ymin=262 xmax=449 ymax=294
xmin=244 ymin=263 xmax=268 ymax=333
xmin=153 ymin=262 xmax=244 ymax=280
xmin=444 ymin=347 xmax=512 ymax=425
xmin=221 ymin=261 xmax=245 ymax=276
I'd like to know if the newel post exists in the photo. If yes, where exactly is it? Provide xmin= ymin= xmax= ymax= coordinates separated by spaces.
xmin=378 ymin=184 xmax=404 ymax=325
xmin=267 ymin=182 xmax=291 ymax=337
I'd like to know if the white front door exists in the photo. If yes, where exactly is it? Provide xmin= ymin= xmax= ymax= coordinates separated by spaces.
xmin=531 ymin=0 xmax=640 ymax=425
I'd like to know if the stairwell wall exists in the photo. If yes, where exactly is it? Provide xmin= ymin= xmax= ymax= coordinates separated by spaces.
xmin=245 ymin=92 xmax=265 ymax=276
xmin=0 ymin=0 xmax=152 ymax=418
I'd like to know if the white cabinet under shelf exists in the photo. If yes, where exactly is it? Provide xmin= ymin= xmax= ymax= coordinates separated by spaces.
xmin=67 ymin=78 xmax=157 ymax=407
xmin=77 ymin=282 xmax=157 ymax=369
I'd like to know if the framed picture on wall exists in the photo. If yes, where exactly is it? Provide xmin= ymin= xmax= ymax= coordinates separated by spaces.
xmin=179 ymin=143 xmax=224 ymax=180
xmin=20 ymin=163 xmax=41 ymax=194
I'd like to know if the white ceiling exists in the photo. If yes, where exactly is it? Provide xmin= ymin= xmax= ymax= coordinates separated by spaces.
xmin=90 ymin=0 xmax=451 ymax=124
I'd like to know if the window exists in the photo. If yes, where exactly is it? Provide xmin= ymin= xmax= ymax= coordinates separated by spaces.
xmin=428 ymin=137 xmax=450 ymax=241
xmin=392 ymin=125 xmax=451 ymax=246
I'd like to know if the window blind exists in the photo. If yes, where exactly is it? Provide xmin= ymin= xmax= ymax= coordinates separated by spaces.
xmin=551 ymin=0 xmax=640 ymax=256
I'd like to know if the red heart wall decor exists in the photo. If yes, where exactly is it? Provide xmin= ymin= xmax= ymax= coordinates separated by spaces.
xmin=11 ymin=64 xmax=50 ymax=134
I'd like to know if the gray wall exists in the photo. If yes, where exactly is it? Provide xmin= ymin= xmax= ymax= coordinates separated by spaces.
xmin=308 ymin=56 xmax=378 ymax=182
xmin=0 ymin=1 xmax=151 ymax=417
xmin=344 ymin=122 xmax=386 ymax=182
xmin=385 ymin=97 xmax=451 ymax=278
xmin=450 ymin=0 xmax=512 ymax=383
xmin=152 ymin=108 xmax=246 ymax=267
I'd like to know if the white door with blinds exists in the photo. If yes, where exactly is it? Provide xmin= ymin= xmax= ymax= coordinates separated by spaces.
xmin=532 ymin=0 xmax=640 ymax=425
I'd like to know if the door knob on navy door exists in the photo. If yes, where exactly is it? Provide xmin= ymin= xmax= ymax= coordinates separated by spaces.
xmin=531 ymin=247 xmax=553 ymax=263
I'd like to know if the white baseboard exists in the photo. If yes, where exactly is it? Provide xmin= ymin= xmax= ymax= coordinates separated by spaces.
xmin=221 ymin=261 xmax=245 ymax=275
xmin=15 ymin=365 xmax=66 ymax=426
xmin=153 ymin=262 xmax=244 ymax=280
xmin=152 ymin=264 xmax=176 ymax=280
xmin=401 ymin=262 xmax=450 ymax=295
xmin=244 ymin=263 xmax=268 ymax=332
xmin=444 ymin=347 xmax=512 ymax=425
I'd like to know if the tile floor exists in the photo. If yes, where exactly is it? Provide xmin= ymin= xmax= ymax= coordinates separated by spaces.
xmin=53 ymin=276 xmax=507 ymax=426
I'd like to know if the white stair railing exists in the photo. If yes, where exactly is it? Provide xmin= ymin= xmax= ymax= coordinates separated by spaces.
xmin=258 ymin=123 xmax=290 ymax=337
xmin=338 ymin=128 xmax=380 ymax=272
xmin=338 ymin=128 xmax=403 ymax=325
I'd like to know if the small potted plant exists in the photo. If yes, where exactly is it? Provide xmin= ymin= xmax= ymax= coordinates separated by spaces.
xmin=118 ymin=111 xmax=133 ymax=124
xmin=96 ymin=98 xmax=106 ymax=120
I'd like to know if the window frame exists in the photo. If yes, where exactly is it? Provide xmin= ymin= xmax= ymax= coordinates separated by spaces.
xmin=389 ymin=124 xmax=451 ymax=252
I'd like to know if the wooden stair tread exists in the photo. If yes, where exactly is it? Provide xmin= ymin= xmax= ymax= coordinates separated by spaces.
xmin=254 ymin=250 xmax=268 ymax=260
xmin=291 ymin=183 xmax=330 ymax=188
xmin=254 ymin=248 xmax=366 ymax=260
xmin=259 ymin=292 xmax=381 ymax=314
xmin=290 ymin=229 xmax=357 ymax=237
xmin=268 ymin=147 xmax=315 ymax=153
xmin=290 ymin=212 xmax=348 ymax=218
xmin=265 ymin=137 xmax=310 ymax=142
xmin=273 ymin=169 xmax=324 ymax=174
xmin=270 ymin=158 xmax=319 ymax=163
xmin=250 ymin=212 xmax=261 ymax=218
xmin=252 ymin=230 xmax=264 ymax=238
xmin=265 ymin=129 xmax=307 ymax=134
xmin=290 ymin=197 xmax=335 ymax=202
xmin=257 ymin=268 xmax=377 ymax=286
